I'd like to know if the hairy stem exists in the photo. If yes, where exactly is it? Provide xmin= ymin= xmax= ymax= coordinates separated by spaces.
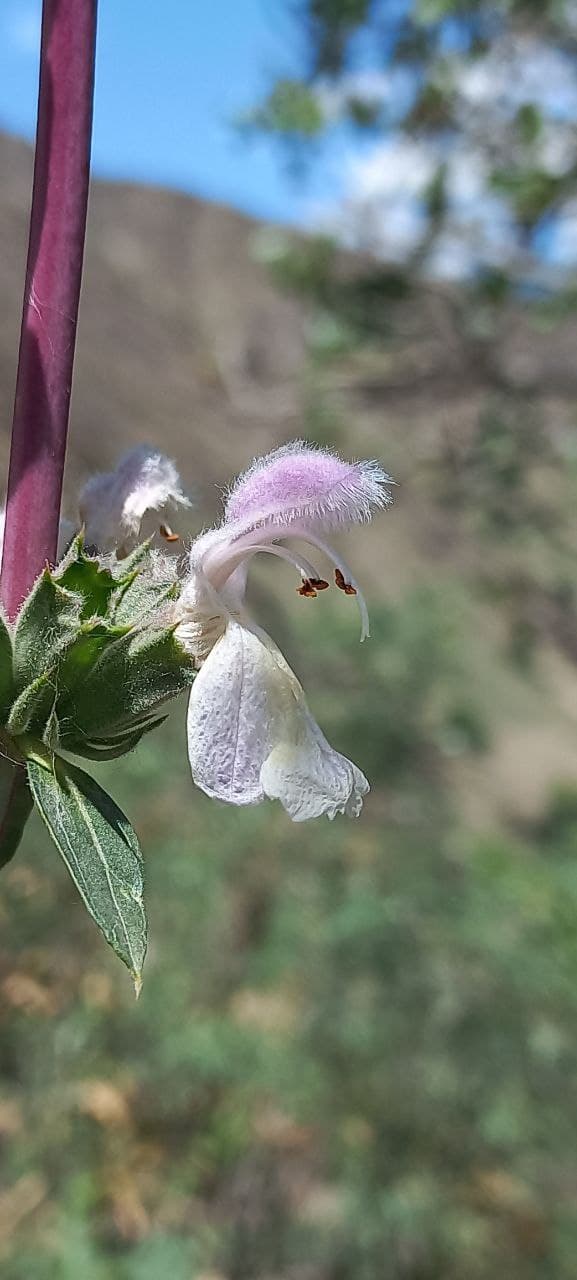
xmin=0 ymin=0 xmax=98 ymax=621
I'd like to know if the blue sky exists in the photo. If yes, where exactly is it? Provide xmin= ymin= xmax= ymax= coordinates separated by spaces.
xmin=0 ymin=0 xmax=351 ymax=225
xmin=3 ymin=1 xmax=575 ymax=273
xmin=0 ymin=0 xmax=347 ymax=224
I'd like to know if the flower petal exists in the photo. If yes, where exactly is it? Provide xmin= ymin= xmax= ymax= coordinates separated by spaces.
xmin=224 ymin=440 xmax=393 ymax=537
xmin=186 ymin=620 xmax=369 ymax=820
xmin=260 ymin=729 xmax=368 ymax=821
xmin=186 ymin=620 xmax=273 ymax=805
xmin=259 ymin=658 xmax=369 ymax=821
xmin=79 ymin=446 xmax=191 ymax=552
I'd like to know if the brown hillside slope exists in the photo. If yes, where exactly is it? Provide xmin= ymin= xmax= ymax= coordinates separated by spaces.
xmin=0 ymin=132 xmax=306 ymax=509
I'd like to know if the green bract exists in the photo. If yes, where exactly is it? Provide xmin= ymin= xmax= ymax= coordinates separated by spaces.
xmin=0 ymin=536 xmax=195 ymax=989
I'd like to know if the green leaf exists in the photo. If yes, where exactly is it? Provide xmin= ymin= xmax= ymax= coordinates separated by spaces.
xmin=106 ymin=540 xmax=152 ymax=581
xmin=54 ymin=621 xmax=131 ymax=699
xmin=67 ymin=716 xmax=167 ymax=761
xmin=0 ymin=612 xmax=13 ymax=721
xmin=53 ymin=534 xmax=152 ymax=620
xmin=56 ymin=626 xmax=194 ymax=744
xmin=7 ymin=669 xmax=57 ymax=736
xmin=12 ymin=570 xmax=82 ymax=691
xmin=0 ymin=756 xmax=32 ymax=868
xmin=415 ymin=0 xmax=455 ymax=21
xmin=489 ymin=166 xmax=563 ymax=226
xmin=110 ymin=575 xmax=180 ymax=626
xmin=53 ymin=533 xmax=180 ymax=627
xmin=27 ymin=754 xmax=147 ymax=987
xmin=55 ymin=554 xmax=118 ymax=620
xmin=516 ymin=103 xmax=542 ymax=147
xmin=245 ymin=80 xmax=324 ymax=137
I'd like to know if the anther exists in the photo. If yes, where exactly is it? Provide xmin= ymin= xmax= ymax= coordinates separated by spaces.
xmin=159 ymin=523 xmax=180 ymax=542
xmin=335 ymin=568 xmax=357 ymax=595
xmin=298 ymin=579 xmax=318 ymax=598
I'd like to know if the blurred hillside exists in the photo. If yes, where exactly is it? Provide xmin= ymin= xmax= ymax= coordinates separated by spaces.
xmin=4 ymin=127 xmax=577 ymax=1278
xmin=0 ymin=131 xmax=305 ymax=497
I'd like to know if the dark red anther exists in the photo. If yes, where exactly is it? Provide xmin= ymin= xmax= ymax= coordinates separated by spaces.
xmin=335 ymin=568 xmax=357 ymax=596
xmin=159 ymin=523 xmax=180 ymax=542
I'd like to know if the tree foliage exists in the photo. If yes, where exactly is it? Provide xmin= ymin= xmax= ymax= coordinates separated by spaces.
xmin=252 ymin=0 xmax=577 ymax=293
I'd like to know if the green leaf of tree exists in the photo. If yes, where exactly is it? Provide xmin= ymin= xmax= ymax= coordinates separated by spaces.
xmin=27 ymin=754 xmax=147 ymax=989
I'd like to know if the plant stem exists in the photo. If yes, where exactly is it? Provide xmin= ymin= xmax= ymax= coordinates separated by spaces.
xmin=0 ymin=0 xmax=98 ymax=621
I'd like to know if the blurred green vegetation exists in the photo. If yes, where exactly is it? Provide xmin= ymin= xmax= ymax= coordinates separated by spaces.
xmin=5 ymin=1 xmax=577 ymax=1276
xmin=3 ymin=580 xmax=577 ymax=1278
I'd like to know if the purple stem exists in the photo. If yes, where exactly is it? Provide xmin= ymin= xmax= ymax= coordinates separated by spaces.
xmin=0 ymin=0 xmax=98 ymax=621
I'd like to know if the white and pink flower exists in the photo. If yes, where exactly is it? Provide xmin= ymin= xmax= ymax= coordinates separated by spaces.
xmin=79 ymin=445 xmax=191 ymax=553
xmin=177 ymin=442 xmax=393 ymax=822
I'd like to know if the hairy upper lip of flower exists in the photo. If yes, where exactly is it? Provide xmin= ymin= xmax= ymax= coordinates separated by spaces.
xmin=176 ymin=441 xmax=394 ymax=822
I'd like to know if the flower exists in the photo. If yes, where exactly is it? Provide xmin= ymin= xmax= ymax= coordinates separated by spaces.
xmin=177 ymin=441 xmax=393 ymax=821
xmin=78 ymin=446 xmax=191 ymax=554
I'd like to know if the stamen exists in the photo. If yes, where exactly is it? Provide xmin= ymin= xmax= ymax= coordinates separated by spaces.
xmin=286 ymin=527 xmax=370 ymax=641
xmin=160 ymin=523 xmax=180 ymax=542
xmin=296 ymin=578 xmax=329 ymax=598
xmin=251 ymin=543 xmax=322 ymax=582
xmin=335 ymin=568 xmax=357 ymax=596
xmin=298 ymin=579 xmax=319 ymax=598
xmin=205 ymin=538 xmax=326 ymax=593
